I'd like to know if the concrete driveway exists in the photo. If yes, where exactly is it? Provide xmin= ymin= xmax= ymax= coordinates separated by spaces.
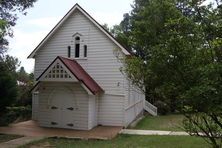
xmin=0 ymin=120 xmax=122 ymax=140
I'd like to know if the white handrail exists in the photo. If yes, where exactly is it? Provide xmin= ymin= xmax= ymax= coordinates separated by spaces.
xmin=144 ymin=100 xmax=157 ymax=116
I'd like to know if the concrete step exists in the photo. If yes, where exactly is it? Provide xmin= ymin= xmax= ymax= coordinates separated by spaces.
xmin=120 ymin=129 xmax=189 ymax=136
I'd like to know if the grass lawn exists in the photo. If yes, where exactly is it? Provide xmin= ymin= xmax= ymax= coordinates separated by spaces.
xmin=0 ymin=133 xmax=22 ymax=143
xmin=20 ymin=134 xmax=209 ymax=148
xmin=133 ymin=114 xmax=184 ymax=131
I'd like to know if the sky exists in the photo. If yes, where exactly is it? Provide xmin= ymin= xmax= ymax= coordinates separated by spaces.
xmin=8 ymin=0 xmax=134 ymax=73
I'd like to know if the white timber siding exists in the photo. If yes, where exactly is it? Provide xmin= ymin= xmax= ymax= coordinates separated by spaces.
xmin=32 ymin=92 xmax=39 ymax=120
xmin=98 ymin=94 xmax=124 ymax=126
xmin=124 ymin=79 xmax=145 ymax=126
xmin=88 ymin=95 xmax=97 ymax=129
xmin=32 ymin=8 xmax=139 ymax=127
xmin=37 ymin=82 xmax=89 ymax=130
xmin=34 ymin=10 xmax=125 ymax=95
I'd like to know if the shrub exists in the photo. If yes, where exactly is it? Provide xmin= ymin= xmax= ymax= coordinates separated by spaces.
xmin=6 ymin=105 xmax=32 ymax=119
xmin=0 ymin=106 xmax=31 ymax=126
xmin=154 ymin=100 xmax=170 ymax=115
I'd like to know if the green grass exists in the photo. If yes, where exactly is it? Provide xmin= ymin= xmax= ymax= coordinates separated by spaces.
xmin=0 ymin=134 xmax=22 ymax=143
xmin=133 ymin=114 xmax=184 ymax=131
xmin=21 ymin=134 xmax=209 ymax=148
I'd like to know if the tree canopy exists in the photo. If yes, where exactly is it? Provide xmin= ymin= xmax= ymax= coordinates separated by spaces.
xmin=0 ymin=0 xmax=37 ymax=53
xmin=0 ymin=55 xmax=19 ymax=111
xmin=114 ymin=0 xmax=222 ymax=147
xmin=0 ymin=0 xmax=36 ymax=115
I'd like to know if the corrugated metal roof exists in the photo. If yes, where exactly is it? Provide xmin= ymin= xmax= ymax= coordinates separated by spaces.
xmin=59 ymin=56 xmax=104 ymax=95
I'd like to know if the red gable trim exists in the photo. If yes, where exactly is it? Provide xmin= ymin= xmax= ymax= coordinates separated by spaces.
xmin=35 ymin=56 xmax=104 ymax=95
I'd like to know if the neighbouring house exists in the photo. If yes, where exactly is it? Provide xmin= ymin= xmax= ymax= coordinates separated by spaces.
xmin=28 ymin=3 xmax=156 ymax=130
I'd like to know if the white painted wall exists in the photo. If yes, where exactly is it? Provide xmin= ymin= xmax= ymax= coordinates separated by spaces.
xmin=32 ymin=92 xmax=39 ymax=120
xmin=37 ymin=82 xmax=89 ymax=130
xmin=34 ymin=10 xmax=125 ymax=95
xmin=88 ymin=95 xmax=97 ymax=129
xmin=124 ymin=79 xmax=145 ymax=127
xmin=32 ymin=8 xmax=145 ymax=128
xmin=35 ymin=82 xmax=125 ymax=128
xmin=98 ymin=94 xmax=124 ymax=126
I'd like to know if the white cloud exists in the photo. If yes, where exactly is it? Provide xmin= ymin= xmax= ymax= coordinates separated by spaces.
xmin=26 ymin=17 xmax=61 ymax=28
xmin=8 ymin=17 xmax=58 ymax=73
xmin=93 ymin=11 xmax=124 ymax=27
xmin=8 ymin=29 xmax=46 ymax=73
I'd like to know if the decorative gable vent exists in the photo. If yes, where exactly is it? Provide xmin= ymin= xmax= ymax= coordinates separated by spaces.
xmin=36 ymin=59 xmax=79 ymax=83
xmin=45 ymin=62 xmax=72 ymax=80
xmin=45 ymin=63 xmax=72 ymax=79
xmin=33 ymin=56 xmax=104 ymax=95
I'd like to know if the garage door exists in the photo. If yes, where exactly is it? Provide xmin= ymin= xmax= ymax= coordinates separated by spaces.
xmin=50 ymin=89 xmax=76 ymax=129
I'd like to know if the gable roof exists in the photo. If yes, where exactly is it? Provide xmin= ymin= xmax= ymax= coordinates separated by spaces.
xmin=35 ymin=56 xmax=104 ymax=95
xmin=28 ymin=3 xmax=131 ymax=58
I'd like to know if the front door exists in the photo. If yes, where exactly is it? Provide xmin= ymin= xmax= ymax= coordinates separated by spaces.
xmin=61 ymin=95 xmax=75 ymax=128
xmin=50 ymin=88 xmax=75 ymax=129
xmin=50 ymin=92 xmax=62 ymax=128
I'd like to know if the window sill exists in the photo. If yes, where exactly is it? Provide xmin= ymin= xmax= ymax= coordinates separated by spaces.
xmin=74 ymin=57 xmax=88 ymax=60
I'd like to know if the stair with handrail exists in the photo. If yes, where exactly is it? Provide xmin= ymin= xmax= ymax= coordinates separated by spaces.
xmin=144 ymin=100 xmax=157 ymax=116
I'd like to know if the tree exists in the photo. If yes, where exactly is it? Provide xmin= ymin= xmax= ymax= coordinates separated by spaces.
xmin=124 ymin=0 xmax=198 ymax=110
xmin=110 ymin=13 xmax=132 ymax=50
xmin=0 ymin=55 xmax=19 ymax=112
xmin=176 ymin=1 xmax=222 ymax=147
xmin=0 ymin=0 xmax=37 ymax=116
xmin=182 ymin=62 xmax=222 ymax=147
xmin=117 ymin=0 xmax=222 ymax=147
xmin=17 ymin=66 xmax=29 ymax=83
xmin=16 ymin=67 xmax=34 ymax=106
xmin=0 ymin=20 xmax=7 ymax=54
xmin=0 ymin=0 xmax=37 ymax=54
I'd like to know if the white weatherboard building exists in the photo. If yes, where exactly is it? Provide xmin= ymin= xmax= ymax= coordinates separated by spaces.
xmin=29 ymin=4 xmax=156 ymax=130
